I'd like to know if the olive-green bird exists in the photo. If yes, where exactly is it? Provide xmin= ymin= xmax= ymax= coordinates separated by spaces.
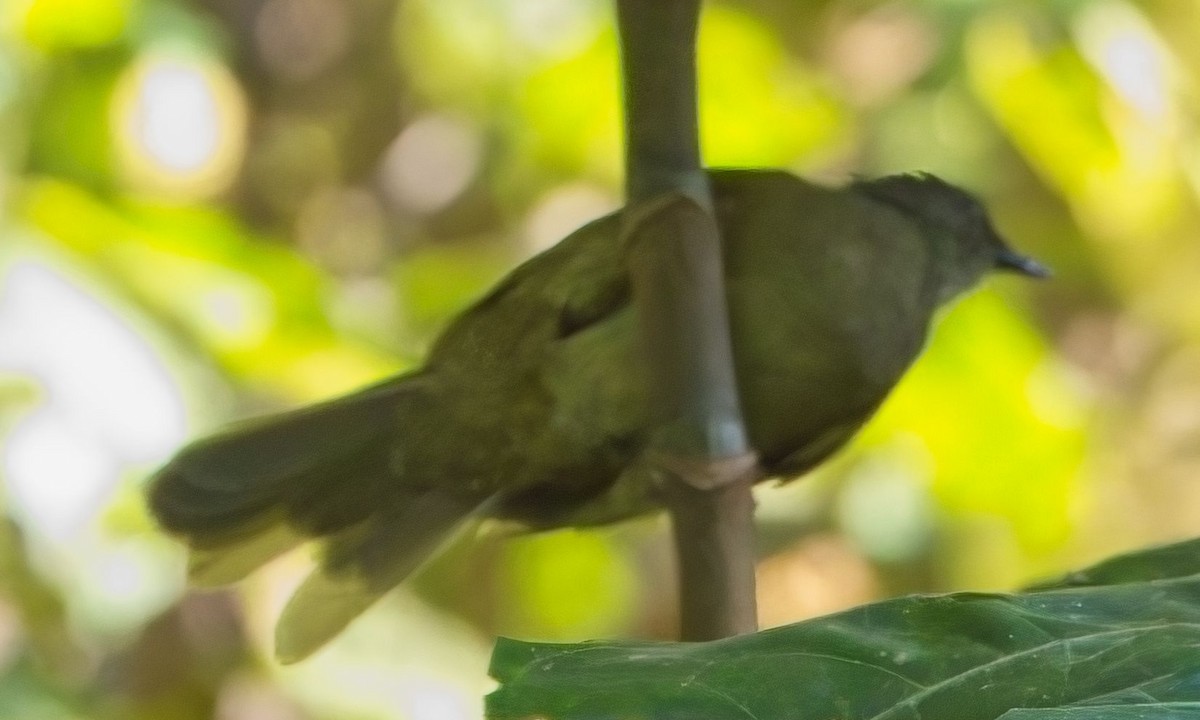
xmin=149 ymin=169 xmax=1047 ymax=662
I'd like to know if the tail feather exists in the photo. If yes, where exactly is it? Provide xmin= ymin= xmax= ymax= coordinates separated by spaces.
xmin=187 ymin=524 xmax=303 ymax=587
xmin=149 ymin=379 xmax=410 ymax=544
xmin=147 ymin=374 xmax=492 ymax=660
xmin=274 ymin=563 xmax=382 ymax=665
xmin=275 ymin=490 xmax=489 ymax=664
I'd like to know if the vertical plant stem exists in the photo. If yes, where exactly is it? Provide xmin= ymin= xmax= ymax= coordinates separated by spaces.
xmin=615 ymin=0 xmax=759 ymax=640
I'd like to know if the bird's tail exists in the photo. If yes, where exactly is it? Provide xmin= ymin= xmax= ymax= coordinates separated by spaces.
xmin=148 ymin=375 xmax=490 ymax=663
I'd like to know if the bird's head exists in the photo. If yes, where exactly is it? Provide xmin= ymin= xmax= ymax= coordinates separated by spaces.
xmin=853 ymin=173 xmax=1049 ymax=302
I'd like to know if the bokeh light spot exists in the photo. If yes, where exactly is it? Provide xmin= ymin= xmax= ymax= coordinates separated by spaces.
xmin=836 ymin=440 xmax=935 ymax=563
xmin=825 ymin=4 xmax=939 ymax=107
xmin=112 ymin=53 xmax=248 ymax=198
xmin=503 ymin=0 xmax=603 ymax=58
xmin=218 ymin=679 xmax=304 ymax=720
xmin=255 ymin=0 xmax=349 ymax=82
xmin=380 ymin=114 xmax=482 ymax=216
xmin=74 ymin=538 xmax=182 ymax=636
xmin=395 ymin=676 xmax=477 ymax=720
xmin=198 ymin=282 xmax=276 ymax=346
xmin=298 ymin=187 xmax=388 ymax=275
xmin=756 ymin=534 xmax=879 ymax=629
xmin=1076 ymin=2 xmax=1173 ymax=122
xmin=522 ymin=182 xmax=618 ymax=252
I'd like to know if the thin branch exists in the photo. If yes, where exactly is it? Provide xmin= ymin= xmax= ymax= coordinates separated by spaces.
xmin=615 ymin=0 xmax=760 ymax=640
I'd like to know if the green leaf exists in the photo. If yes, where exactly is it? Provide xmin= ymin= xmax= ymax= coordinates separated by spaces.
xmin=487 ymin=538 xmax=1200 ymax=720
xmin=998 ymin=705 xmax=1200 ymax=720
xmin=1028 ymin=538 xmax=1200 ymax=590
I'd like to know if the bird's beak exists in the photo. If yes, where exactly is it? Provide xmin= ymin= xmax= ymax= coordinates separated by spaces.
xmin=994 ymin=248 xmax=1051 ymax=279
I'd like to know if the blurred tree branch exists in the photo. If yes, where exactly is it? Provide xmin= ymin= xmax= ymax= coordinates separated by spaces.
xmin=616 ymin=0 xmax=760 ymax=640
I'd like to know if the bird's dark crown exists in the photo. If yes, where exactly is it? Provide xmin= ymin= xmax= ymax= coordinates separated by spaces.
xmin=851 ymin=172 xmax=1051 ymax=297
xmin=851 ymin=172 xmax=988 ymax=238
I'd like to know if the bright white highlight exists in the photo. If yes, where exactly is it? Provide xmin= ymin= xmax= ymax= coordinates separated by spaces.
xmin=136 ymin=61 xmax=221 ymax=173
xmin=113 ymin=53 xmax=247 ymax=197
xmin=0 ymin=261 xmax=187 ymax=541
xmin=1076 ymin=2 xmax=1173 ymax=121
xmin=4 ymin=409 xmax=113 ymax=539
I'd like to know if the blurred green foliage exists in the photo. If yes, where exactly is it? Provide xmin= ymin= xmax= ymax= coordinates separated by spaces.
xmin=1 ymin=0 xmax=1198 ymax=718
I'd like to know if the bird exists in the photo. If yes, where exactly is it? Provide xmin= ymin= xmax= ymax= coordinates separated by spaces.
xmin=148 ymin=168 xmax=1048 ymax=662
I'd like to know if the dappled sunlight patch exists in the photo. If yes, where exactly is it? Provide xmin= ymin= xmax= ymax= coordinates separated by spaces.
xmin=18 ymin=179 xmax=402 ymax=400
xmin=12 ymin=0 xmax=133 ymax=52
xmin=859 ymin=290 xmax=1088 ymax=562
xmin=966 ymin=5 xmax=1185 ymax=296
xmin=499 ymin=529 xmax=636 ymax=640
